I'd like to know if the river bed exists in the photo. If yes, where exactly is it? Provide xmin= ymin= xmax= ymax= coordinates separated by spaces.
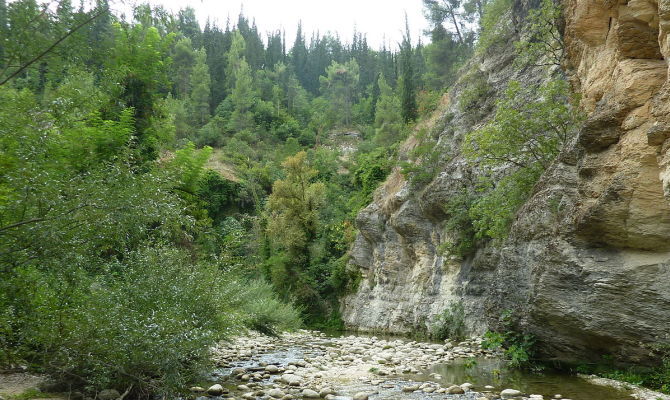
xmin=197 ymin=330 xmax=655 ymax=400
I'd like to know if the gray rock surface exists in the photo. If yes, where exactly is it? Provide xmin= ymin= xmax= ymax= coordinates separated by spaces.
xmin=341 ymin=0 xmax=670 ymax=365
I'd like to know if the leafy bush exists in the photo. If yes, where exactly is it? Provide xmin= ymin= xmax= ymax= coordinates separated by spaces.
xmin=440 ymin=189 xmax=478 ymax=258
xmin=400 ymin=128 xmax=441 ymax=188
xmin=482 ymin=310 xmax=536 ymax=369
xmin=463 ymin=79 xmax=582 ymax=240
xmin=477 ymin=0 xmax=514 ymax=53
xmin=457 ymin=69 xmax=493 ymax=119
xmin=432 ymin=302 xmax=467 ymax=341
xmin=514 ymin=0 xmax=564 ymax=68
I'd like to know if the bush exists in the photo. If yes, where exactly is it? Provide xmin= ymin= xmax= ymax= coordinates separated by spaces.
xmin=432 ymin=302 xmax=467 ymax=341
xmin=477 ymin=0 xmax=514 ymax=53
xmin=0 ymin=246 xmax=300 ymax=396
xmin=440 ymin=189 xmax=478 ymax=258
xmin=463 ymin=79 xmax=582 ymax=240
xmin=482 ymin=310 xmax=536 ymax=369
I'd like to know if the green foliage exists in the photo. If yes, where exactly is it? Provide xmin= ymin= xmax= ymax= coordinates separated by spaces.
xmin=477 ymin=0 xmax=513 ymax=52
xmin=319 ymin=59 xmax=360 ymax=127
xmin=432 ymin=301 xmax=467 ymax=341
xmin=400 ymin=128 xmax=441 ymax=188
xmin=573 ymin=347 xmax=670 ymax=394
xmin=440 ymin=189 xmax=478 ymax=258
xmin=482 ymin=310 xmax=536 ymax=369
xmin=373 ymin=73 xmax=404 ymax=146
xmin=417 ymin=90 xmax=442 ymax=116
xmin=462 ymin=79 xmax=581 ymax=240
xmin=514 ymin=0 xmax=564 ymax=68
xmin=458 ymin=69 xmax=492 ymax=116
xmin=350 ymin=147 xmax=396 ymax=211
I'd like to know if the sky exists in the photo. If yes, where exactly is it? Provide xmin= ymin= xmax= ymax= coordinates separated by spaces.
xmin=117 ymin=0 xmax=429 ymax=50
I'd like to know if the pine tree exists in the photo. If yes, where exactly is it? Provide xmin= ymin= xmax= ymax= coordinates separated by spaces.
xmin=172 ymin=37 xmax=195 ymax=98
xmin=189 ymin=48 xmax=211 ymax=127
xmin=290 ymin=22 xmax=309 ymax=90
xmin=178 ymin=7 xmax=201 ymax=48
xmin=374 ymin=73 xmax=403 ymax=145
xmin=319 ymin=59 xmax=359 ymax=127
xmin=225 ymin=31 xmax=246 ymax=92
xmin=227 ymin=58 xmax=256 ymax=133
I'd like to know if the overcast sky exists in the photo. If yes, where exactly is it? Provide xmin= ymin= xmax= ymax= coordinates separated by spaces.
xmin=116 ymin=0 xmax=428 ymax=50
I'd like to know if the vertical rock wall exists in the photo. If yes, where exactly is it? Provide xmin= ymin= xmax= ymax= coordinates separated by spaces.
xmin=342 ymin=0 xmax=670 ymax=364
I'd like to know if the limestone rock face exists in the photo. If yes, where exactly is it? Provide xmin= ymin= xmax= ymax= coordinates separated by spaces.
xmin=342 ymin=0 xmax=670 ymax=365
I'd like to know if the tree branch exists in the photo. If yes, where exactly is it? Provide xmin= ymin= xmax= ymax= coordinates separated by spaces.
xmin=0 ymin=7 xmax=108 ymax=86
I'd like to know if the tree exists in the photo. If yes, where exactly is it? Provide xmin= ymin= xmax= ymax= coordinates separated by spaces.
xmin=227 ymin=58 xmax=256 ymax=133
xmin=266 ymin=151 xmax=325 ymax=279
xmin=463 ymin=79 xmax=582 ymax=239
xmin=373 ymin=74 xmax=403 ymax=145
xmin=319 ymin=59 xmax=359 ymax=127
xmin=514 ymin=0 xmax=564 ymax=67
xmin=423 ymin=0 xmax=466 ymax=43
xmin=178 ymin=7 xmax=201 ymax=48
xmin=189 ymin=48 xmax=211 ymax=127
xmin=172 ymin=37 xmax=195 ymax=98
xmin=400 ymin=17 xmax=418 ymax=123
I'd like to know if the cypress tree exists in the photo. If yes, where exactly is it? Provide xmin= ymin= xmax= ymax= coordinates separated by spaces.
xmin=400 ymin=16 xmax=418 ymax=123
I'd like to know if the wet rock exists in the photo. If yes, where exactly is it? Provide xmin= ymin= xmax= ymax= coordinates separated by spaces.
xmin=265 ymin=365 xmax=280 ymax=374
xmin=190 ymin=387 xmax=205 ymax=393
xmin=207 ymin=384 xmax=225 ymax=396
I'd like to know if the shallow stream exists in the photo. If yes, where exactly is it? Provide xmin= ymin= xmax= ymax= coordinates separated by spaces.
xmin=207 ymin=332 xmax=637 ymax=400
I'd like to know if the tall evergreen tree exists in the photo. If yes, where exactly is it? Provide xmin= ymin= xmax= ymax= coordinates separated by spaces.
xmin=172 ymin=37 xmax=195 ymax=98
xmin=400 ymin=17 xmax=418 ymax=123
xmin=290 ymin=22 xmax=309 ymax=91
xmin=227 ymin=58 xmax=256 ymax=133
xmin=178 ymin=7 xmax=201 ymax=48
xmin=189 ymin=48 xmax=211 ymax=127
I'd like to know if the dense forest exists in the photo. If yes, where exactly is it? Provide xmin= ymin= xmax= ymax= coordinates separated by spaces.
xmin=0 ymin=0 xmax=616 ymax=398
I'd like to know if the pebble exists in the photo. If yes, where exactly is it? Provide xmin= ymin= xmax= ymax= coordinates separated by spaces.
xmin=501 ymin=388 xmax=523 ymax=398
xmin=447 ymin=385 xmax=465 ymax=394
xmin=206 ymin=384 xmax=224 ymax=396
xmin=268 ymin=388 xmax=285 ymax=398
xmin=302 ymin=389 xmax=320 ymax=398
xmin=352 ymin=392 xmax=369 ymax=400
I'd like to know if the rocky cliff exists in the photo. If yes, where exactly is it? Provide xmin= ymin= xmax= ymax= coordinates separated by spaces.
xmin=342 ymin=0 xmax=670 ymax=365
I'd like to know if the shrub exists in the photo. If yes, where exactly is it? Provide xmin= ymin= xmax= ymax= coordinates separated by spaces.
xmin=482 ymin=310 xmax=536 ymax=369
xmin=514 ymin=0 xmax=564 ymax=68
xmin=477 ymin=0 xmax=514 ymax=53
xmin=432 ymin=302 xmax=467 ymax=341
xmin=0 ymin=246 xmax=300 ymax=396
xmin=440 ymin=189 xmax=478 ymax=258
xmin=463 ymin=79 xmax=582 ymax=240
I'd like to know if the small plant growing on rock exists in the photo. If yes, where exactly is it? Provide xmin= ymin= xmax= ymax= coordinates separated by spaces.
xmin=482 ymin=310 xmax=536 ymax=369
xmin=432 ymin=301 xmax=467 ymax=341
